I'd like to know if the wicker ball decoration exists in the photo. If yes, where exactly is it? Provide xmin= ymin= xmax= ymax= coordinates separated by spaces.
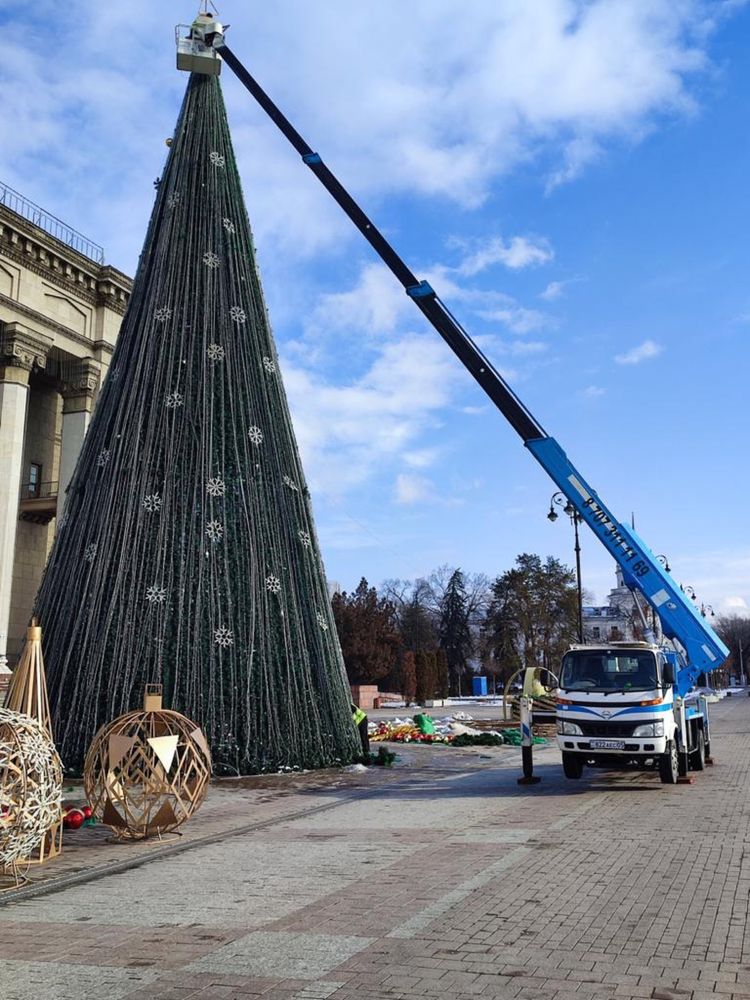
xmin=0 ymin=708 xmax=63 ymax=872
xmin=83 ymin=688 xmax=211 ymax=840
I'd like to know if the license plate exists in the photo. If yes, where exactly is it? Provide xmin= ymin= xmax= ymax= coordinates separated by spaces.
xmin=589 ymin=739 xmax=626 ymax=750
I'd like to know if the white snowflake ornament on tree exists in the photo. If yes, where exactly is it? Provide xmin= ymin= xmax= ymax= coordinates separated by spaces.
xmin=283 ymin=476 xmax=299 ymax=492
xmin=266 ymin=576 xmax=281 ymax=594
xmin=262 ymin=356 xmax=276 ymax=374
xmin=84 ymin=543 xmax=97 ymax=562
xmin=142 ymin=494 xmax=163 ymax=513
xmin=206 ymin=477 xmax=226 ymax=497
xmin=214 ymin=626 xmax=233 ymax=647
xmin=229 ymin=305 xmax=246 ymax=324
xmin=154 ymin=306 xmax=172 ymax=322
xmin=209 ymin=151 xmax=225 ymax=167
xmin=165 ymin=391 xmax=184 ymax=409
xmin=222 ymin=217 xmax=235 ymax=234
xmin=316 ymin=612 xmax=329 ymax=631
xmin=205 ymin=520 xmax=223 ymax=542
xmin=145 ymin=585 xmax=167 ymax=604
xmin=167 ymin=193 xmax=181 ymax=209
xmin=248 ymin=426 xmax=263 ymax=445
xmin=96 ymin=449 xmax=111 ymax=468
xmin=207 ymin=343 xmax=225 ymax=362
xmin=203 ymin=251 xmax=220 ymax=269
xmin=298 ymin=530 xmax=312 ymax=548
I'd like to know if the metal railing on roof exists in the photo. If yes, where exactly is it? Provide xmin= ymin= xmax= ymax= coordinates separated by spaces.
xmin=0 ymin=180 xmax=104 ymax=264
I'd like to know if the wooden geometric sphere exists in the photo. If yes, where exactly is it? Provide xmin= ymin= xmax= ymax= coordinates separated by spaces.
xmin=83 ymin=688 xmax=211 ymax=841
xmin=0 ymin=707 xmax=63 ymax=872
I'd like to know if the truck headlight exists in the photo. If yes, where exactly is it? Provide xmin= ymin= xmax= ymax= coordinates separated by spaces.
xmin=557 ymin=721 xmax=583 ymax=736
xmin=632 ymin=721 xmax=665 ymax=738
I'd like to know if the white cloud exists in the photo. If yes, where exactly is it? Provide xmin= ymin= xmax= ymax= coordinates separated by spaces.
xmin=615 ymin=339 xmax=664 ymax=365
xmin=0 ymin=2 xmax=732 ymax=270
xmin=281 ymin=333 xmax=460 ymax=495
xmin=581 ymin=385 xmax=606 ymax=398
xmin=726 ymin=596 xmax=749 ymax=611
xmin=545 ymin=135 xmax=604 ymax=191
xmin=540 ymin=280 xmax=571 ymax=301
xmin=395 ymin=473 xmax=434 ymax=505
xmin=310 ymin=263 xmax=410 ymax=339
xmin=403 ymin=449 xmax=440 ymax=469
xmin=508 ymin=340 xmax=547 ymax=355
xmin=479 ymin=302 xmax=549 ymax=335
xmin=456 ymin=235 xmax=553 ymax=275
xmin=660 ymin=549 xmax=750 ymax=617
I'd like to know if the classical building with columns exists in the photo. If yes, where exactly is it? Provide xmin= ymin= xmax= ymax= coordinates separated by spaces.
xmin=0 ymin=182 xmax=131 ymax=674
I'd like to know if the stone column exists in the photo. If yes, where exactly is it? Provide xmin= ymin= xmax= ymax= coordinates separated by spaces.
xmin=0 ymin=324 xmax=51 ymax=670
xmin=57 ymin=359 xmax=101 ymax=521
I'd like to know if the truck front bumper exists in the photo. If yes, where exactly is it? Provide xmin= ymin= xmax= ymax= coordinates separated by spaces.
xmin=557 ymin=736 xmax=668 ymax=757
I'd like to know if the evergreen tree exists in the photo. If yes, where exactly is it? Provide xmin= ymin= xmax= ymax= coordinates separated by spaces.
xmin=331 ymin=579 xmax=400 ymax=684
xmin=399 ymin=650 xmax=417 ymax=705
xmin=483 ymin=554 xmax=578 ymax=679
xmin=435 ymin=648 xmax=450 ymax=699
xmin=414 ymin=651 xmax=436 ymax=705
xmin=34 ymin=74 xmax=360 ymax=774
xmin=437 ymin=568 xmax=474 ymax=695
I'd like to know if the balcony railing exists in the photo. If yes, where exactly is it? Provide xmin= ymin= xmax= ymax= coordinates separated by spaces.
xmin=22 ymin=480 xmax=58 ymax=501
xmin=19 ymin=481 xmax=59 ymax=524
xmin=0 ymin=180 xmax=104 ymax=264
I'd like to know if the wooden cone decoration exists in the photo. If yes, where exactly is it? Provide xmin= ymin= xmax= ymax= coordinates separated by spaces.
xmin=6 ymin=620 xmax=63 ymax=863
xmin=6 ymin=621 xmax=53 ymax=736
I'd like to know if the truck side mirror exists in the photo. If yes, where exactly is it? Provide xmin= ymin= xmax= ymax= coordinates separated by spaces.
xmin=662 ymin=662 xmax=676 ymax=686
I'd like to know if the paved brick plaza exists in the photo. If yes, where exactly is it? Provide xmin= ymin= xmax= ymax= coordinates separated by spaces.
xmin=2 ymin=697 xmax=750 ymax=999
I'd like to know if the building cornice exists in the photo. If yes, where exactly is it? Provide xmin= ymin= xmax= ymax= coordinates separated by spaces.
xmin=0 ymin=292 xmax=114 ymax=356
xmin=0 ymin=321 xmax=53 ymax=372
xmin=0 ymin=205 xmax=132 ymax=315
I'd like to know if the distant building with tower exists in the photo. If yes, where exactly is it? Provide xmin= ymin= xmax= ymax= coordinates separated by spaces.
xmin=0 ymin=181 xmax=130 ymax=672
xmin=582 ymin=567 xmax=641 ymax=643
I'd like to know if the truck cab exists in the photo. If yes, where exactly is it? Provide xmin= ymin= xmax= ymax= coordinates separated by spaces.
xmin=556 ymin=641 xmax=709 ymax=783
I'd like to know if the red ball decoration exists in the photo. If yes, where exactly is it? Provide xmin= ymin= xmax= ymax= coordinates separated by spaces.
xmin=82 ymin=806 xmax=93 ymax=819
xmin=64 ymin=809 xmax=85 ymax=830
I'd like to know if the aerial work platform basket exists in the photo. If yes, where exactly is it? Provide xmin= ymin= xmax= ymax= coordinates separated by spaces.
xmin=175 ymin=13 xmax=224 ymax=76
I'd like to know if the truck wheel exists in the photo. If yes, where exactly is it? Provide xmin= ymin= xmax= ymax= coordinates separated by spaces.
xmin=562 ymin=752 xmax=584 ymax=779
xmin=689 ymin=728 xmax=706 ymax=771
xmin=659 ymin=741 xmax=679 ymax=784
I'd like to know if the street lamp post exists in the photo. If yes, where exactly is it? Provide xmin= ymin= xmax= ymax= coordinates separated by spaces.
xmin=739 ymin=640 xmax=746 ymax=686
xmin=548 ymin=491 xmax=583 ymax=643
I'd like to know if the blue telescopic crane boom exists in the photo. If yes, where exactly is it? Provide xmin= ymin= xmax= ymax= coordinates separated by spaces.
xmin=216 ymin=42 xmax=729 ymax=692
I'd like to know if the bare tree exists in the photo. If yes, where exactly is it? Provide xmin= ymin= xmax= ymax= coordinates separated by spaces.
xmin=715 ymin=614 xmax=750 ymax=683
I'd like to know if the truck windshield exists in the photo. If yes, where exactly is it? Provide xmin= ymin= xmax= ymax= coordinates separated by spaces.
xmin=560 ymin=650 xmax=659 ymax=692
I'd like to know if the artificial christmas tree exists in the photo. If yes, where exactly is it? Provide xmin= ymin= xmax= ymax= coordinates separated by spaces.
xmin=34 ymin=73 xmax=360 ymax=774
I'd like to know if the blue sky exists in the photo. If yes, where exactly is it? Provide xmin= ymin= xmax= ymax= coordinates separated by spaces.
xmin=2 ymin=1 xmax=748 ymax=610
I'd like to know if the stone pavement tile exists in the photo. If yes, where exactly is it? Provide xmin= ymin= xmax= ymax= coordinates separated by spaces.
xmin=186 ymin=930 xmax=374 ymax=980
xmin=290 ymin=982 xmax=346 ymax=999
xmin=124 ymin=990 xmax=195 ymax=1000
xmin=178 ymin=989 xmax=239 ymax=999
xmin=0 ymin=959 xmax=159 ymax=1000
xmin=607 ymin=989 xmax=652 ymax=999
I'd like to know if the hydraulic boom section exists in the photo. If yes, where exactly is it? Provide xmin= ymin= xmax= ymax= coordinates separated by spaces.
xmin=192 ymin=34 xmax=729 ymax=685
